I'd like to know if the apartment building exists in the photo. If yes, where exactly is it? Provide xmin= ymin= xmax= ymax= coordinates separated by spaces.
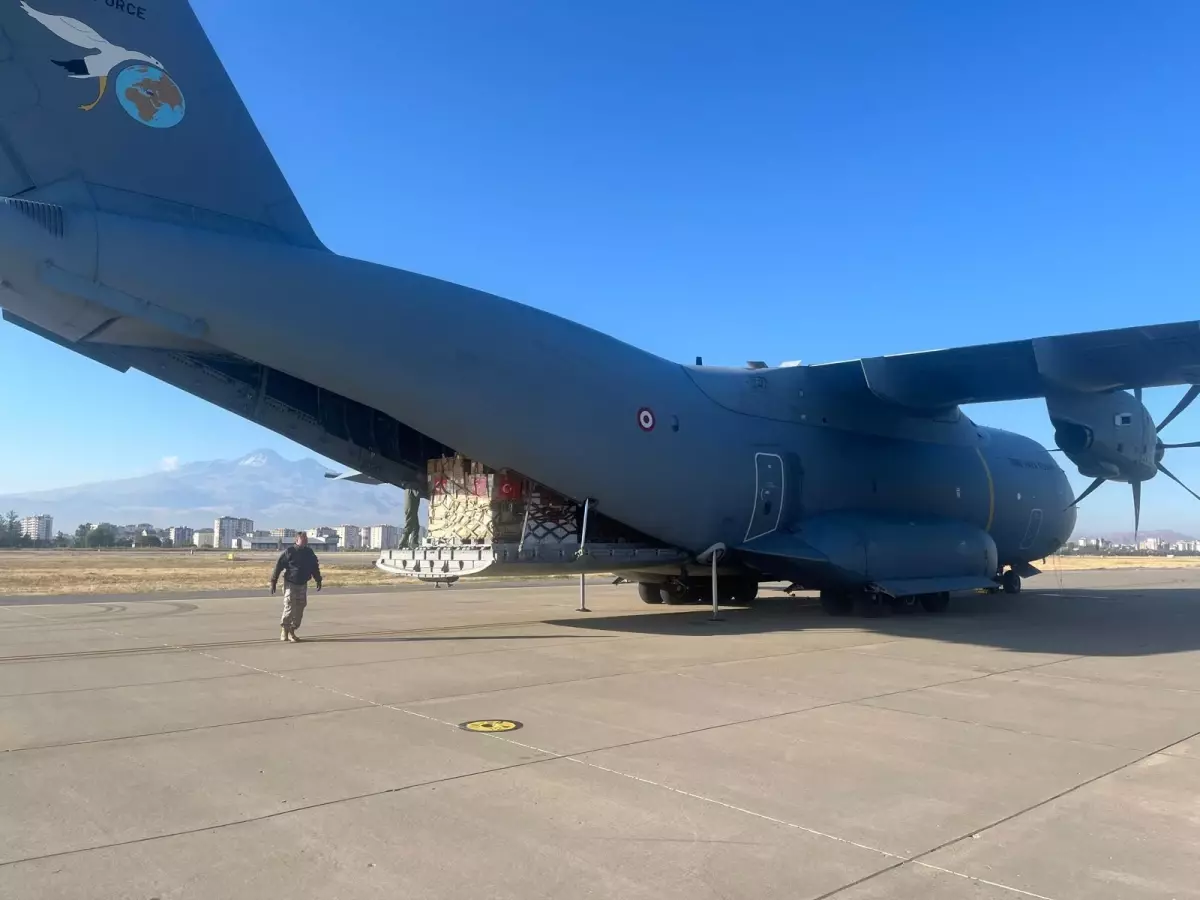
xmin=214 ymin=516 xmax=254 ymax=549
xmin=19 ymin=514 xmax=53 ymax=542
xmin=167 ymin=526 xmax=194 ymax=546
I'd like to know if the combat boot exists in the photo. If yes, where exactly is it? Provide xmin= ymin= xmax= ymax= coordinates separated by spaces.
xmin=286 ymin=629 xmax=300 ymax=643
xmin=280 ymin=626 xmax=288 ymax=641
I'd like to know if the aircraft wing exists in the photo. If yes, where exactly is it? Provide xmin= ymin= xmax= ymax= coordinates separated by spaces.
xmin=816 ymin=319 xmax=1200 ymax=410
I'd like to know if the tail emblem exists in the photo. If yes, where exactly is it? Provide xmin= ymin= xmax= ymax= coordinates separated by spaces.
xmin=19 ymin=1 xmax=185 ymax=128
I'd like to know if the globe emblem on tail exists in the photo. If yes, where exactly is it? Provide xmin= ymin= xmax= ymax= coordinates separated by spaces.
xmin=18 ymin=2 xmax=182 ymax=127
xmin=116 ymin=65 xmax=185 ymax=129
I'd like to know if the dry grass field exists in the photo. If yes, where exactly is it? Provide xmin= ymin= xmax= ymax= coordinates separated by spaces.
xmin=0 ymin=548 xmax=1195 ymax=596
xmin=1038 ymin=554 xmax=1200 ymax=572
xmin=0 ymin=549 xmax=397 ymax=596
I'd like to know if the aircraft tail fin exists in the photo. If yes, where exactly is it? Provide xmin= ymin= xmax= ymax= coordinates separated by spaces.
xmin=0 ymin=1 xmax=323 ymax=248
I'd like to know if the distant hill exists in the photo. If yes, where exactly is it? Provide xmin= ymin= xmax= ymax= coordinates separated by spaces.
xmin=0 ymin=449 xmax=426 ymax=532
xmin=1082 ymin=529 xmax=1196 ymax=545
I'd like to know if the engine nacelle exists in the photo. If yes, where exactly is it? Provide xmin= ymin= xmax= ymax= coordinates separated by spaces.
xmin=1047 ymin=390 xmax=1158 ymax=482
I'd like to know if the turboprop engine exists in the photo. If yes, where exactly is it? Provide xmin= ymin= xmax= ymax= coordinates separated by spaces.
xmin=1048 ymin=390 xmax=1157 ymax=482
xmin=1047 ymin=386 xmax=1200 ymax=537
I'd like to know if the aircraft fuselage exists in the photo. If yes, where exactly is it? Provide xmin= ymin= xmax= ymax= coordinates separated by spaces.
xmin=0 ymin=204 xmax=1074 ymax=580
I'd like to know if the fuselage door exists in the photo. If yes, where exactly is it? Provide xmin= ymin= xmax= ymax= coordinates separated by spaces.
xmin=746 ymin=452 xmax=785 ymax=542
xmin=1019 ymin=508 xmax=1044 ymax=551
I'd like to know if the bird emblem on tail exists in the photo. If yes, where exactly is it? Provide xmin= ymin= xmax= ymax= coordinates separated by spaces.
xmin=18 ymin=1 xmax=185 ymax=127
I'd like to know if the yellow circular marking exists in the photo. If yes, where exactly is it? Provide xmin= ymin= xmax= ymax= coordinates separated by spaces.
xmin=460 ymin=719 xmax=522 ymax=733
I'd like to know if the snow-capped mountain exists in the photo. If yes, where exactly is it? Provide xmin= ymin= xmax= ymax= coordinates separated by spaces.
xmin=0 ymin=449 xmax=422 ymax=532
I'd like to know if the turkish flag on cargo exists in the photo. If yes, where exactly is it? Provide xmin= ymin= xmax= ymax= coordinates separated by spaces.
xmin=497 ymin=473 xmax=523 ymax=501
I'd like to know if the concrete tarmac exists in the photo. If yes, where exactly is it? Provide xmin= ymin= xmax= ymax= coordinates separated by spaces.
xmin=1 ymin=568 xmax=1198 ymax=899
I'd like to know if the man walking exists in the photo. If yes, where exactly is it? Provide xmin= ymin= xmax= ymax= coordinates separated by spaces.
xmin=270 ymin=531 xmax=322 ymax=642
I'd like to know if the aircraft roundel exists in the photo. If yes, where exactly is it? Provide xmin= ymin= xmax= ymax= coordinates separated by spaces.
xmin=637 ymin=408 xmax=655 ymax=431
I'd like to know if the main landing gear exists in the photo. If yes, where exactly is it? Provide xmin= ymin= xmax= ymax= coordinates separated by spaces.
xmin=1001 ymin=569 xmax=1021 ymax=594
xmin=638 ymin=577 xmax=759 ymax=606
xmin=820 ymin=589 xmax=951 ymax=617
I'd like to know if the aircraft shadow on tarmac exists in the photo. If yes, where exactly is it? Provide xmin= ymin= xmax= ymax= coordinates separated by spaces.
xmin=542 ymin=588 xmax=1200 ymax=659
xmin=321 ymin=634 xmax=596 ymax=644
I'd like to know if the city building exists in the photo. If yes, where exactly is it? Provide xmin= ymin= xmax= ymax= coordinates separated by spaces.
xmin=272 ymin=527 xmax=297 ymax=542
xmin=193 ymin=528 xmax=215 ymax=549
xmin=19 ymin=514 xmax=53 ymax=542
xmin=113 ymin=523 xmax=157 ymax=544
xmin=214 ymin=516 xmax=254 ymax=549
xmin=236 ymin=535 xmax=283 ymax=551
xmin=366 ymin=524 xmax=399 ymax=551
xmin=335 ymin=525 xmax=362 ymax=551
xmin=309 ymin=534 xmax=341 ymax=552
xmin=168 ymin=526 xmax=194 ymax=547
xmin=130 ymin=527 xmax=162 ymax=547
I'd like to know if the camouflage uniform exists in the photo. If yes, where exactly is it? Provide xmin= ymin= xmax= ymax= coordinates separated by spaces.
xmin=280 ymin=580 xmax=308 ymax=630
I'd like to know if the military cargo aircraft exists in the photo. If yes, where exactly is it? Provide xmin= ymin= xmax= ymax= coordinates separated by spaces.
xmin=2 ymin=1 xmax=1198 ymax=616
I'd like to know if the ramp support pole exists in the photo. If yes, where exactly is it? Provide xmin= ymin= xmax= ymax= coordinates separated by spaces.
xmin=697 ymin=542 xmax=727 ymax=622
xmin=578 ymin=497 xmax=591 ymax=551
xmin=576 ymin=498 xmax=593 ymax=612
xmin=517 ymin=502 xmax=532 ymax=554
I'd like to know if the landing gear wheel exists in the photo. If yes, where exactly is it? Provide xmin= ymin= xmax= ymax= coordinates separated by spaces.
xmin=890 ymin=595 xmax=919 ymax=615
xmin=661 ymin=582 xmax=692 ymax=605
xmin=1002 ymin=570 xmax=1021 ymax=595
xmin=854 ymin=591 xmax=892 ymax=618
xmin=637 ymin=582 xmax=663 ymax=605
xmin=820 ymin=591 xmax=854 ymax=616
xmin=920 ymin=592 xmax=951 ymax=614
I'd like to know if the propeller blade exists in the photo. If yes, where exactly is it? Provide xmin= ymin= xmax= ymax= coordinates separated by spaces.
xmin=1161 ymin=441 xmax=1200 ymax=449
xmin=1156 ymin=385 xmax=1200 ymax=433
xmin=1132 ymin=479 xmax=1142 ymax=547
xmin=1067 ymin=476 xmax=1107 ymax=509
xmin=1157 ymin=462 xmax=1200 ymax=503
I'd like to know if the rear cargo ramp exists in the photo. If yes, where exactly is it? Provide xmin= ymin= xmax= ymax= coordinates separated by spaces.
xmin=378 ymin=456 xmax=687 ymax=582
xmin=377 ymin=543 xmax=689 ymax=581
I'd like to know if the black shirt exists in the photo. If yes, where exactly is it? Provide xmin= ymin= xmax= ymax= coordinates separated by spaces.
xmin=272 ymin=545 xmax=322 ymax=587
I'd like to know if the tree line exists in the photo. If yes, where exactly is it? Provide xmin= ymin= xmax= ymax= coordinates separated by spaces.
xmin=0 ymin=512 xmax=173 ymax=549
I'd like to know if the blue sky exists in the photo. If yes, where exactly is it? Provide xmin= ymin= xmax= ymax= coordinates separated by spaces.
xmin=3 ymin=0 xmax=1200 ymax=534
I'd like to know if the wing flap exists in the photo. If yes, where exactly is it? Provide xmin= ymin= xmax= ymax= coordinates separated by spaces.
xmin=2 ymin=310 xmax=131 ymax=371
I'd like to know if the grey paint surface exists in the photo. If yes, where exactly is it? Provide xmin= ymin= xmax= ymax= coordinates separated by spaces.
xmin=1 ymin=1 xmax=1199 ymax=593
xmin=2 ymin=570 xmax=1199 ymax=898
